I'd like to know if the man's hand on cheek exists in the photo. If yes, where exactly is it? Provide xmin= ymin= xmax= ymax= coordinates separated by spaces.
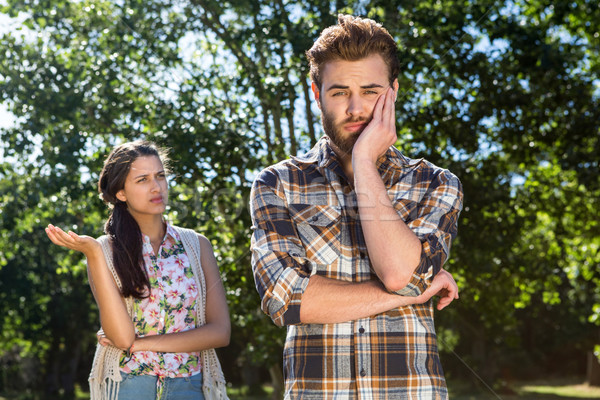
xmin=352 ymin=88 xmax=398 ymax=164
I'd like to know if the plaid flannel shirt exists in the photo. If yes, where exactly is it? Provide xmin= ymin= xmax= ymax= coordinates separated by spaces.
xmin=250 ymin=137 xmax=463 ymax=399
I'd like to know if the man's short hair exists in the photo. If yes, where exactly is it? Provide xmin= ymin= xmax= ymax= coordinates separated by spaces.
xmin=306 ymin=14 xmax=400 ymax=90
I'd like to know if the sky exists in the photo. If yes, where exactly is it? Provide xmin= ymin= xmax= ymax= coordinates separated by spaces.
xmin=0 ymin=11 xmax=16 ymax=162
xmin=0 ymin=11 xmax=21 ymax=136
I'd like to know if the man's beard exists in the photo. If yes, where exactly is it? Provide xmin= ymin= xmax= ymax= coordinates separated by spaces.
xmin=321 ymin=107 xmax=368 ymax=156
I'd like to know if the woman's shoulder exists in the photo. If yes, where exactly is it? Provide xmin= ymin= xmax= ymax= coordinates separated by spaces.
xmin=172 ymin=225 xmax=211 ymax=248
xmin=96 ymin=234 xmax=110 ymax=246
xmin=195 ymin=232 xmax=211 ymax=248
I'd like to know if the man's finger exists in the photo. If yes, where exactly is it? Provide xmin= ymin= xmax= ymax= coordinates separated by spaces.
xmin=445 ymin=284 xmax=456 ymax=300
xmin=371 ymin=90 xmax=386 ymax=120
xmin=384 ymin=88 xmax=394 ymax=120
xmin=437 ymin=295 xmax=454 ymax=311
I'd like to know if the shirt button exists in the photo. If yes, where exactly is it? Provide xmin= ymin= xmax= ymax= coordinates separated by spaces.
xmin=359 ymin=327 xmax=365 ymax=334
xmin=360 ymin=369 xmax=366 ymax=377
xmin=311 ymin=215 xmax=319 ymax=222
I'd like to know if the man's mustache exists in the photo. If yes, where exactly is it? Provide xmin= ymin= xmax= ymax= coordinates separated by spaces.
xmin=343 ymin=116 xmax=370 ymax=124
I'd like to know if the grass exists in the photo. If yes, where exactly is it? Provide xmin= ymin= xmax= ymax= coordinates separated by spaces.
xmin=227 ymin=384 xmax=274 ymax=400
xmin=2 ymin=378 xmax=599 ymax=399
xmin=449 ymin=377 xmax=600 ymax=399
xmin=516 ymin=378 xmax=600 ymax=399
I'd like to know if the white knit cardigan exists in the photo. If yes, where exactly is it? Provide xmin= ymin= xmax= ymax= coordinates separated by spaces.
xmin=88 ymin=226 xmax=228 ymax=400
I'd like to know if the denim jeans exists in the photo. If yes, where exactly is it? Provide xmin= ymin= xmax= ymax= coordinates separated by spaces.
xmin=117 ymin=371 xmax=204 ymax=400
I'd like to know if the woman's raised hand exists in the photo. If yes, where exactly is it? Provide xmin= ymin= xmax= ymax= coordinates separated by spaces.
xmin=45 ymin=224 xmax=101 ymax=257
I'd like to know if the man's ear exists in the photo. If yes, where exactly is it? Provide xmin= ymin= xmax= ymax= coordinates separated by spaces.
xmin=311 ymin=82 xmax=322 ymax=110
xmin=392 ymin=78 xmax=399 ymax=102
xmin=116 ymin=189 xmax=126 ymax=202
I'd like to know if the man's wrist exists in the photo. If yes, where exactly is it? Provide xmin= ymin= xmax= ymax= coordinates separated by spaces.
xmin=352 ymin=155 xmax=378 ymax=169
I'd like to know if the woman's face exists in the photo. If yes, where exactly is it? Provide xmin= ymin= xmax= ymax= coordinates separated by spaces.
xmin=116 ymin=155 xmax=168 ymax=218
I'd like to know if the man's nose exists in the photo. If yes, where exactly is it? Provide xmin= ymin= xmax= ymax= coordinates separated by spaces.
xmin=346 ymin=94 xmax=365 ymax=118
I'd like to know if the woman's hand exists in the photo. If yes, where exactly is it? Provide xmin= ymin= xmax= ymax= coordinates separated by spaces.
xmin=45 ymin=224 xmax=101 ymax=258
xmin=46 ymin=225 xmax=135 ymax=348
xmin=97 ymin=328 xmax=115 ymax=347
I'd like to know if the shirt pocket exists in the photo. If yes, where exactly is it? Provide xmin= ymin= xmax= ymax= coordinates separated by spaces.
xmin=289 ymin=204 xmax=341 ymax=265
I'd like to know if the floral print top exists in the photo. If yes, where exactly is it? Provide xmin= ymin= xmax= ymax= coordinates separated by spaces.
xmin=120 ymin=223 xmax=201 ymax=396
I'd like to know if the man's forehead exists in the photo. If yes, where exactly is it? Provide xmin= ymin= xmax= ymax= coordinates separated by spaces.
xmin=320 ymin=55 xmax=389 ymax=88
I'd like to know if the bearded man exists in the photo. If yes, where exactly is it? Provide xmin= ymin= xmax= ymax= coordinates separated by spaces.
xmin=250 ymin=14 xmax=463 ymax=399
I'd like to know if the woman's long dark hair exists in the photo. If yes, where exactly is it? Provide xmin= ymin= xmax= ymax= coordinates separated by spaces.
xmin=97 ymin=140 xmax=170 ymax=299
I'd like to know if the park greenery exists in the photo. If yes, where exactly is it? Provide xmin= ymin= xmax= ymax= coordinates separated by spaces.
xmin=0 ymin=0 xmax=598 ymax=398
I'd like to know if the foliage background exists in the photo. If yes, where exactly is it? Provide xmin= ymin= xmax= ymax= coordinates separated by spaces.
xmin=0 ymin=0 xmax=598 ymax=398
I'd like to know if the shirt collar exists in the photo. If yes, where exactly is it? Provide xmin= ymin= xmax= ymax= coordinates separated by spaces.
xmin=291 ymin=135 xmax=419 ymax=180
xmin=164 ymin=221 xmax=178 ymax=241
xmin=377 ymin=146 xmax=404 ymax=171
xmin=290 ymin=136 xmax=332 ymax=168
xmin=142 ymin=220 xmax=178 ymax=244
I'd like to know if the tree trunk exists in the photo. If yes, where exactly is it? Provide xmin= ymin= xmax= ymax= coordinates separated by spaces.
xmin=301 ymin=76 xmax=317 ymax=146
xmin=241 ymin=359 xmax=262 ymax=395
xmin=272 ymin=102 xmax=286 ymax=160
xmin=269 ymin=363 xmax=284 ymax=400
xmin=261 ymin=105 xmax=274 ymax=165
xmin=286 ymin=103 xmax=297 ymax=156
xmin=588 ymin=351 xmax=600 ymax=386
xmin=44 ymin=336 xmax=81 ymax=400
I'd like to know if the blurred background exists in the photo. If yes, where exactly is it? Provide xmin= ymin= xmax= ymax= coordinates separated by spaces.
xmin=0 ymin=0 xmax=598 ymax=399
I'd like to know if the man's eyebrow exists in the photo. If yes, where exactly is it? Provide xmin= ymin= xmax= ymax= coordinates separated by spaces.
xmin=325 ymin=84 xmax=349 ymax=91
xmin=325 ymin=83 xmax=385 ymax=91
xmin=361 ymin=83 xmax=386 ymax=89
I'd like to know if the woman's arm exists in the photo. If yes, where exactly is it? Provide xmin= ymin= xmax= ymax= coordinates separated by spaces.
xmin=130 ymin=233 xmax=231 ymax=353
xmin=45 ymin=225 xmax=135 ymax=350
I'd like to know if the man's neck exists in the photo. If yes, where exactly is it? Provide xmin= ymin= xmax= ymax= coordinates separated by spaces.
xmin=329 ymin=142 xmax=355 ymax=185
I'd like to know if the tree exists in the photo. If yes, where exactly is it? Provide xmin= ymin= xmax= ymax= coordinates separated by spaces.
xmin=0 ymin=0 xmax=598 ymax=396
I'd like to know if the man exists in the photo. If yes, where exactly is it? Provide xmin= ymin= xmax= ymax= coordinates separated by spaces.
xmin=250 ymin=14 xmax=463 ymax=399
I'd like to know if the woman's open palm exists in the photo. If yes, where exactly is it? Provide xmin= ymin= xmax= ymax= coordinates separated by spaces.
xmin=45 ymin=224 xmax=101 ymax=257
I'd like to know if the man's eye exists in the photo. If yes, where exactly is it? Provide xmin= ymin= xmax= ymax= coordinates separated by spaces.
xmin=364 ymin=90 xmax=378 ymax=95
xmin=332 ymin=91 xmax=347 ymax=97
xmin=137 ymin=178 xmax=146 ymax=183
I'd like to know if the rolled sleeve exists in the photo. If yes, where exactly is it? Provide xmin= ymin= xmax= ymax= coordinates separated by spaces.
xmin=250 ymin=169 xmax=313 ymax=326
xmin=395 ymin=170 xmax=463 ymax=296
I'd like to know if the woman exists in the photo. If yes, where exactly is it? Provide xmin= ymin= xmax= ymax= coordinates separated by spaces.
xmin=46 ymin=140 xmax=230 ymax=400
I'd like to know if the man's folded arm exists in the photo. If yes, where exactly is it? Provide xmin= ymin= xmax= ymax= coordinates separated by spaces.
xmin=250 ymin=169 xmax=434 ymax=326
xmin=393 ymin=170 xmax=464 ymax=297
